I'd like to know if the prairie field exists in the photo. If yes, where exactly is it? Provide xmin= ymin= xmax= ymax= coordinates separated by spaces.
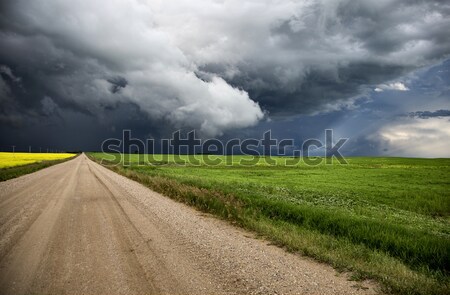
xmin=90 ymin=152 xmax=450 ymax=295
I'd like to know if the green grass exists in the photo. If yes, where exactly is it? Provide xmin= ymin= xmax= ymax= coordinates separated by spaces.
xmin=89 ymin=153 xmax=450 ymax=295
xmin=0 ymin=154 xmax=79 ymax=181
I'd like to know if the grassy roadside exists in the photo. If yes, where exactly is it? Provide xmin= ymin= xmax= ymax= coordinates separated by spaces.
xmin=89 ymin=153 xmax=450 ymax=295
xmin=0 ymin=154 xmax=79 ymax=181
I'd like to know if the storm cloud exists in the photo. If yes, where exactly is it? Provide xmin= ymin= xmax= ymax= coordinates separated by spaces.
xmin=0 ymin=0 xmax=449 ymax=151
xmin=408 ymin=109 xmax=450 ymax=119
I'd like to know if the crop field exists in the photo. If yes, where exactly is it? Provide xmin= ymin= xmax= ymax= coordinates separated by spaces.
xmin=89 ymin=153 xmax=450 ymax=295
xmin=0 ymin=152 xmax=76 ymax=181
xmin=0 ymin=152 xmax=76 ymax=169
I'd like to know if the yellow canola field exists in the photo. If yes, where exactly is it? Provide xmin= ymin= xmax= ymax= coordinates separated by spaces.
xmin=0 ymin=152 xmax=76 ymax=169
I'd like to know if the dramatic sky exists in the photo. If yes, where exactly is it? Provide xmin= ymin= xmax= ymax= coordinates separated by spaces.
xmin=0 ymin=0 xmax=449 ymax=156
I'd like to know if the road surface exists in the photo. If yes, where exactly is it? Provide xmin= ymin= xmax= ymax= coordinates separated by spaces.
xmin=0 ymin=154 xmax=377 ymax=294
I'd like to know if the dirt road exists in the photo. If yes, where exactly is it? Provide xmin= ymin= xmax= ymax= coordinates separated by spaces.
xmin=0 ymin=154 xmax=377 ymax=295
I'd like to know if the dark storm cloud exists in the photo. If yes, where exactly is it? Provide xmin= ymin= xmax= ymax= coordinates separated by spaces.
xmin=0 ymin=0 xmax=449 ymax=150
xmin=194 ymin=0 xmax=450 ymax=116
xmin=221 ymin=62 xmax=411 ymax=116
xmin=408 ymin=110 xmax=450 ymax=119
xmin=325 ymin=61 xmax=450 ymax=158
xmin=107 ymin=76 xmax=128 ymax=94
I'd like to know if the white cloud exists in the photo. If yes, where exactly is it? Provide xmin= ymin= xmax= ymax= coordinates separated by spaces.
xmin=375 ymin=117 xmax=450 ymax=157
xmin=123 ymin=72 xmax=264 ymax=136
xmin=374 ymin=82 xmax=409 ymax=92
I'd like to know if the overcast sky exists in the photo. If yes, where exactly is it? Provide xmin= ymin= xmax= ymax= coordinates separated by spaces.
xmin=0 ymin=0 xmax=449 ymax=156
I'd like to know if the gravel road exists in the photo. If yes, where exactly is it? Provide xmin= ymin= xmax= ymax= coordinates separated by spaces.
xmin=0 ymin=154 xmax=377 ymax=294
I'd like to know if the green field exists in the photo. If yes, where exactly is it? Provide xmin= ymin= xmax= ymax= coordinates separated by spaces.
xmin=90 ymin=153 xmax=450 ymax=295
